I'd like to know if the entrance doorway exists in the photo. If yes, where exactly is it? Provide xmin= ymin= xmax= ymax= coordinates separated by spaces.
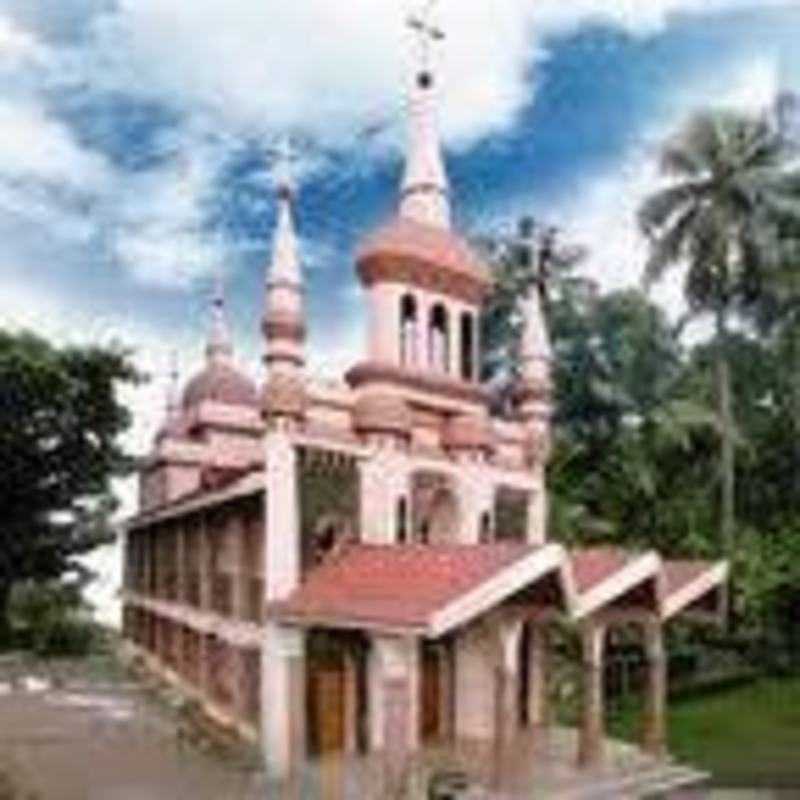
xmin=307 ymin=652 xmax=346 ymax=755
xmin=306 ymin=631 xmax=368 ymax=757
xmin=420 ymin=641 xmax=453 ymax=743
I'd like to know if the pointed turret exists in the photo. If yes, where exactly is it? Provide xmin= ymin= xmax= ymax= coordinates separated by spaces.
xmin=519 ymin=284 xmax=552 ymax=389
xmin=206 ymin=270 xmax=233 ymax=363
xmin=263 ymin=139 xmax=306 ymax=375
xmin=517 ymin=283 xmax=554 ymax=467
xmin=262 ymin=139 xmax=307 ymax=425
xmin=156 ymin=350 xmax=184 ymax=441
xmin=399 ymin=65 xmax=451 ymax=228
xmin=182 ymin=272 xmax=258 ymax=410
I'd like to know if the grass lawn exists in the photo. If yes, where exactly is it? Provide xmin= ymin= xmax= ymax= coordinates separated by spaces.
xmin=609 ymin=677 xmax=800 ymax=789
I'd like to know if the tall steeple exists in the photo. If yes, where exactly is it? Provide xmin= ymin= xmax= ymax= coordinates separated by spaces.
xmin=519 ymin=284 xmax=552 ymax=388
xmin=399 ymin=12 xmax=450 ymax=229
xmin=206 ymin=267 xmax=233 ymax=363
xmin=263 ymin=138 xmax=306 ymax=377
xmin=156 ymin=349 xmax=183 ymax=441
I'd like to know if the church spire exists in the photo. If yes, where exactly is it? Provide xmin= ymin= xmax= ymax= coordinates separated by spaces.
xmin=270 ymin=138 xmax=301 ymax=287
xmin=206 ymin=266 xmax=233 ymax=362
xmin=519 ymin=283 xmax=552 ymax=386
xmin=399 ymin=11 xmax=450 ymax=229
xmin=263 ymin=138 xmax=306 ymax=376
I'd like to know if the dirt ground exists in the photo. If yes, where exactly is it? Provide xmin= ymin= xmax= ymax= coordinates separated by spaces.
xmin=0 ymin=651 xmax=266 ymax=800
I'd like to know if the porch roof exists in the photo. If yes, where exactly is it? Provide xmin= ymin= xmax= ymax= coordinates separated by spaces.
xmin=270 ymin=542 xmax=729 ymax=634
xmin=269 ymin=542 xmax=567 ymax=636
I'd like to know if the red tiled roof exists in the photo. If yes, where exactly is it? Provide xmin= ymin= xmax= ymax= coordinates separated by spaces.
xmin=272 ymin=542 xmax=537 ymax=630
xmin=663 ymin=560 xmax=713 ymax=596
xmin=569 ymin=548 xmax=634 ymax=593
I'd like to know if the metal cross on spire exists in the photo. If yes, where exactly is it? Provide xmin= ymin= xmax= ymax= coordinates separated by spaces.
xmin=407 ymin=0 xmax=445 ymax=88
xmin=270 ymin=134 xmax=297 ymax=199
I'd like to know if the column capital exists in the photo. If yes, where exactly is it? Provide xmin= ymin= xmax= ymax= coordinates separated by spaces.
xmin=372 ymin=634 xmax=417 ymax=678
xmin=498 ymin=617 xmax=524 ymax=673
xmin=265 ymin=622 xmax=304 ymax=659
xmin=642 ymin=619 xmax=665 ymax=662
xmin=580 ymin=619 xmax=607 ymax=668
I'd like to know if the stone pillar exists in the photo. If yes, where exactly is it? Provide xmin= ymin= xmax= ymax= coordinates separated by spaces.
xmin=577 ymin=620 xmax=607 ymax=769
xmin=368 ymin=636 xmax=419 ymax=753
xmin=264 ymin=431 xmax=300 ymax=602
xmin=358 ymin=449 xmax=409 ymax=546
xmin=262 ymin=623 xmax=306 ymax=783
xmin=417 ymin=293 xmax=431 ymax=369
xmin=450 ymin=303 xmax=462 ymax=378
xmin=496 ymin=619 xmax=523 ymax=742
xmin=494 ymin=619 xmax=523 ymax=785
xmin=641 ymin=620 xmax=668 ymax=760
xmin=454 ymin=624 xmax=496 ymax=741
xmin=527 ymin=623 xmax=551 ymax=727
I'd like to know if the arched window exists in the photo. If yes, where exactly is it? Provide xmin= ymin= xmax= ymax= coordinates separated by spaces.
xmin=397 ymin=497 xmax=408 ymax=544
xmin=479 ymin=511 xmax=492 ymax=543
xmin=460 ymin=312 xmax=474 ymax=381
xmin=400 ymin=294 xmax=418 ymax=366
xmin=428 ymin=303 xmax=450 ymax=372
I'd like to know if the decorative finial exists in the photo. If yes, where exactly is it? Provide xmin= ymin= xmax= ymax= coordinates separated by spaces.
xmin=157 ymin=349 xmax=182 ymax=440
xmin=267 ymin=136 xmax=301 ymax=286
xmin=207 ymin=264 xmax=233 ymax=361
xmin=400 ymin=1 xmax=450 ymax=228
xmin=273 ymin=135 xmax=296 ymax=200
xmin=407 ymin=1 xmax=445 ymax=89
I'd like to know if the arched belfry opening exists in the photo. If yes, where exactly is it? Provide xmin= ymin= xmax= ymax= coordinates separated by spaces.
xmin=429 ymin=303 xmax=450 ymax=373
xmin=400 ymin=293 xmax=418 ymax=367
xmin=460 ymin=311 xmax=475 ymax=381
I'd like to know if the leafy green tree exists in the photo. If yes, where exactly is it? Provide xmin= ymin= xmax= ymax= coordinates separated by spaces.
xmin=0 ymin=330 xmax=141 ymax=642
xmin=638 ymin=109 xmax=796 ymax=557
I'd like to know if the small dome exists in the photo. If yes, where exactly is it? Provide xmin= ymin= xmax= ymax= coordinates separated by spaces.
xmin=182 ymin=360 xmax=258 ymax=410
xmin=356 ymin=216 xmax=491 ymax=302
xmin=353 ymin=392 xmax=412 ymax=438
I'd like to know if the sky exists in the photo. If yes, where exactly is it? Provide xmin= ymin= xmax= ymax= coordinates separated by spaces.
xmin=0 ymin=1 xmax=798 ymax=622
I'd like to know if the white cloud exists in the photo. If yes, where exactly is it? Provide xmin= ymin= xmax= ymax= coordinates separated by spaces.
xmin=112 ymin=144 xmax=227 ymax=289
xmin=85 ymin=0 xmax=779 ymax=150
xmin=0 ymin=99 xmax=109 ymax=186
xmin=0 ymin=14 xmax=41 ymax=62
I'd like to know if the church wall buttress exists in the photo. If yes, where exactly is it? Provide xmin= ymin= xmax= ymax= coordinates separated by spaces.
xmin=264 ymin=430 xmax=300 ymax=602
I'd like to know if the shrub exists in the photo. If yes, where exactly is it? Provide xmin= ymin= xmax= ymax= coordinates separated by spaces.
xmin=8 ymin=581 xmax=97 ymax=657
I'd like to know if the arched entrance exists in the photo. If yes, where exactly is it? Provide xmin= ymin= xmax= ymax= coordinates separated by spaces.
xmin=426 ymin=488 xmax=460 ymax=545
xmin=412 ymin=471 xmax=461 ymax=544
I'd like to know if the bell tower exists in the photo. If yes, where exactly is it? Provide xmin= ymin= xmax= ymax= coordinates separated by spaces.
xmin=347 ymin=10 xmax=492 ymax=423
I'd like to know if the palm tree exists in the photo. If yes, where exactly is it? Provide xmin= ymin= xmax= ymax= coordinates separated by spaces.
xmin=638 ymin=108 xmax=798 ymax=558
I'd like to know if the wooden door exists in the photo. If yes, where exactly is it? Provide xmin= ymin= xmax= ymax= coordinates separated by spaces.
xmin=308 ymin=659 xmax=346 ymax=755
xmin=421 ymin=647 xmax=441 ymax=742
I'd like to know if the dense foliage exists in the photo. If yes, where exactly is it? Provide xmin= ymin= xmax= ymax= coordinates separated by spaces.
xmin=0 ymin=331 xmax=141 ymax=642
xmin=482 ymin=107 xmax=800 ymax=639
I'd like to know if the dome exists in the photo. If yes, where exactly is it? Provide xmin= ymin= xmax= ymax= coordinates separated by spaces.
xmin=356 ymin=216 xmax=491 ymax=303
xmin=182 ymin=360 xmax=258 ymax=410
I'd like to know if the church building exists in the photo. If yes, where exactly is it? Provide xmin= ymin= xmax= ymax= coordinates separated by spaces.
xmin=121 ymin=28 xmax=728 ymax=788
